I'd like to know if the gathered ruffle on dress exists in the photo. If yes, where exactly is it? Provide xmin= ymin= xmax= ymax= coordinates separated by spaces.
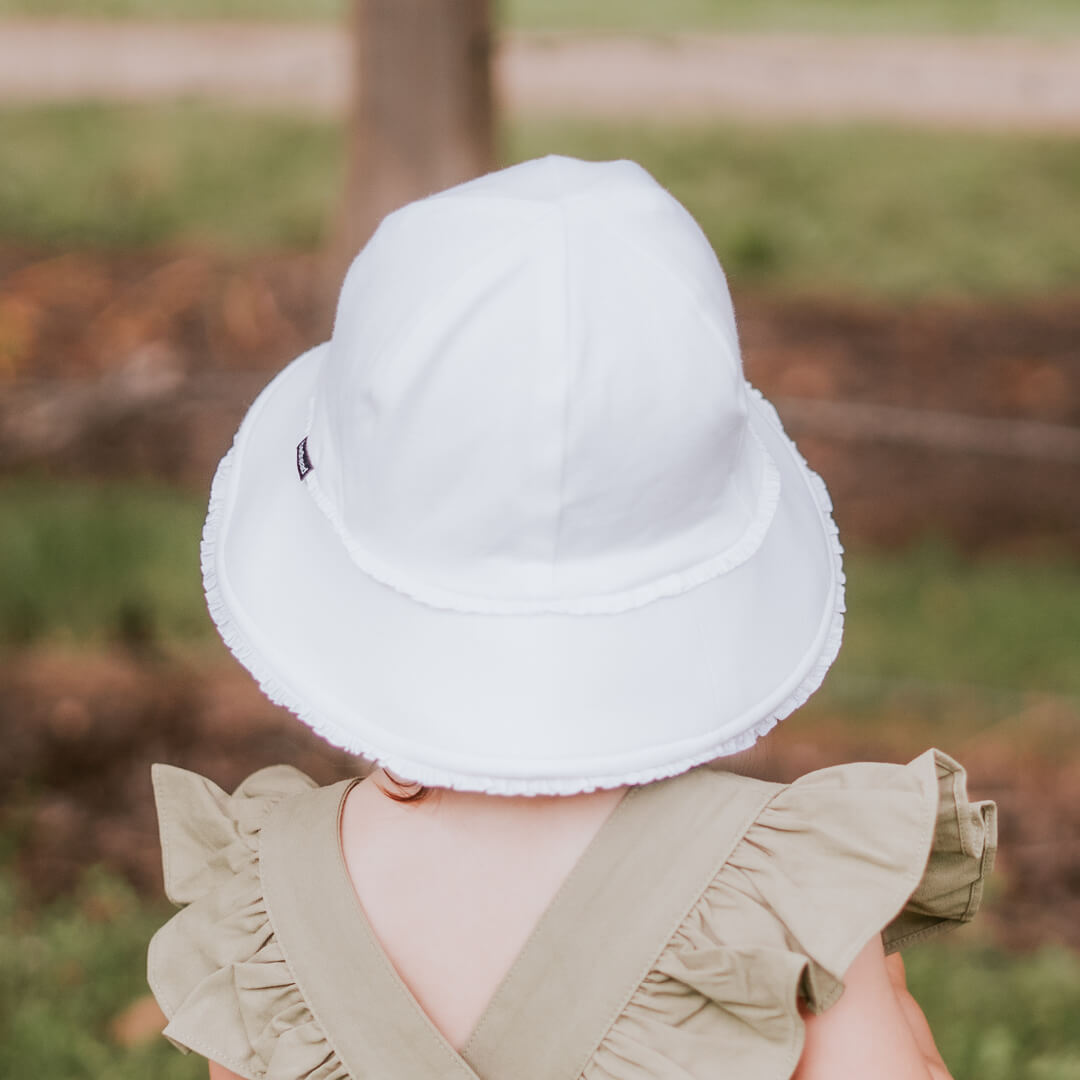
xmin=147 ymin=749 xmax=996 ymax=1080
xmin=584 ymin=750 xmax=996 ymax=1080
xmin=147 ymin=763 xmax=348 ymax=1080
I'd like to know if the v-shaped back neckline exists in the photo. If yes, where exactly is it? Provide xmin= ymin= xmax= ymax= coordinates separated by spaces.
xmin=345 ymin=781 xmax=635 ymax=1049
xmin=333 ymin=775 xmax=642 ymax=1056
xmin=258 ymin=764 xmax=782 ymax=1080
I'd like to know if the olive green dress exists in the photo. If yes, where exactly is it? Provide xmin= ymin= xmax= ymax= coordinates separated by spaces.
xmin=146 ymin=748 xmax=997 ymax=1080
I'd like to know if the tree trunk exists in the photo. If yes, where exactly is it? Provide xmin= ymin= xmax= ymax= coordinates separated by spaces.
xmin=333 ymin=0 xmax=496 ymax=280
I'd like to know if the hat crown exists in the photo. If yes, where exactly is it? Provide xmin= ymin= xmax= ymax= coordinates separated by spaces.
xmin=305 ymin=155 xmax=775 ymax=613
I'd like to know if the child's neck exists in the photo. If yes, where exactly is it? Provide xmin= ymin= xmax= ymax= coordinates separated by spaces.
xmin=369 ymin=766 xmax=630 ymax=821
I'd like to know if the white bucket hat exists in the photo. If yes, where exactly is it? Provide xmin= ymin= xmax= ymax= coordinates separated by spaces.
xmin=202 ymin=154 xmax=845 ymax=795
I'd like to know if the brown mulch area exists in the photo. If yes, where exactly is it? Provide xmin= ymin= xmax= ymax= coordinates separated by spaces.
xmin=1 ymin=248 xmax=1080 ymax=552
xmin=1 ymin=646 xmax=1076 ymax=952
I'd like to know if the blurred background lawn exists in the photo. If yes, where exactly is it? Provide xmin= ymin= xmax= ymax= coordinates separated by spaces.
xmin=2 ymin=0 xmax=1079 ymax=33
xmin=2 ymin=105 xmax=1079 ymax=296
xmin=1 ymin=1 xmax=1078 ymax=1078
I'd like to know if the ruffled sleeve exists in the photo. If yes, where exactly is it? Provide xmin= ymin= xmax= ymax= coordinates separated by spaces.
xmin=585 ymin=748 xmax=997 ymax=1080
xmin=146 ymin=763 xmax=349 ymax=1080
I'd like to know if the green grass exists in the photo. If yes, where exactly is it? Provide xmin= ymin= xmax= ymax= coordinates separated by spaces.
xmin=797 ymin=538 xmax=1080 ymax=756
xmin=505 ymin=0 xmax=1080 ymax=35
xmin=1 ymin=0 xmax=1079 ymax=34
xmin=0 ymin=104 xmax=340 ymax=252
xmin=903 ymin=942 xmax=1080 ymax=1080
xmin=0 ymin=480 xmax=211 ymax=648
xmin=508 ymin=120 xmax=1080 ymax=298
xmin=2 ymin=104 xmax=1079 ymax=297
xmin=2 ymin=857 xmax=1079 ymax=1080
xmin=0 ymin=864 xmax=200 ymax=1080
xmin=838 ymin=538 xmax=1080 ymax=699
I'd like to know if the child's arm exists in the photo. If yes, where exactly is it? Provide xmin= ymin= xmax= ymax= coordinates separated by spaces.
xmin=208 ymin=1061 xmax=247 ymax=1080
xmin=792 ymin=934 xmax=953 ymax=1080
xmin=885 ymin=951 xmax=953 ymax=1079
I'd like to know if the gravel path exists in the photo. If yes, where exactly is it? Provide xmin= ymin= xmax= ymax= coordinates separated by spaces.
xmin=1 ymin=19 xmax=1079 ymax=129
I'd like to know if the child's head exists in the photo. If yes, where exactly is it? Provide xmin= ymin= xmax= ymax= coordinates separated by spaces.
xmin=201 ymin=155 xmax=844 ymax=797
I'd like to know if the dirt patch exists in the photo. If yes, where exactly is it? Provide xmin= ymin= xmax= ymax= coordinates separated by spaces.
xmin=0 ymin=647 xmax=358 ymax=901
xmin=0 ymin=645 xmax=1072 ymax=952
xmin=739 ymin=291 xmax=1080 ymax=554
xmin=3 ymin=248 xmax=1080 ymax=553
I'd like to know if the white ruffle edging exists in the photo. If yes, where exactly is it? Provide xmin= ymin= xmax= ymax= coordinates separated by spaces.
xmin=200 ymin=381 xmax=846 ymax=795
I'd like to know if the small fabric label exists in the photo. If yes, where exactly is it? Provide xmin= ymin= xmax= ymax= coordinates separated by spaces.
xmin=296 ymin=437 xmax=313 ymax=480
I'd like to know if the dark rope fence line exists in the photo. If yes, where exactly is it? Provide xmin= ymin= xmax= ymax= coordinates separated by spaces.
xmin=774 ymin=396 xmax=1080 ymax=466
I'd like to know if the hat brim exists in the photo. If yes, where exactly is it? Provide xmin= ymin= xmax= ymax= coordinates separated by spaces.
xmin=202 ymin=343 xmax=844 ymax=795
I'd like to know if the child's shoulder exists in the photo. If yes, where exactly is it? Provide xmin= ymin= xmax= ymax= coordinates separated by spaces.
xmin=143 ymin=751 xmax=997 ymax=1080
xmin=145 ymin=762 xmax=347 ymax=1077
xmin=148 ymin=761 xmax=322 ymax=906
xmin=694 ymin=748 xmax=998 ymax=962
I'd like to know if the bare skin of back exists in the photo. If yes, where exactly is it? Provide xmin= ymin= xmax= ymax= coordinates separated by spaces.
xmin=208 ymin=767 xmax=952 ymax=1080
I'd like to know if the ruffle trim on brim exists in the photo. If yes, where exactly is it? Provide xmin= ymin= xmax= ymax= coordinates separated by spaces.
xmin=200 ymin=380 xmax=846 ymax=795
